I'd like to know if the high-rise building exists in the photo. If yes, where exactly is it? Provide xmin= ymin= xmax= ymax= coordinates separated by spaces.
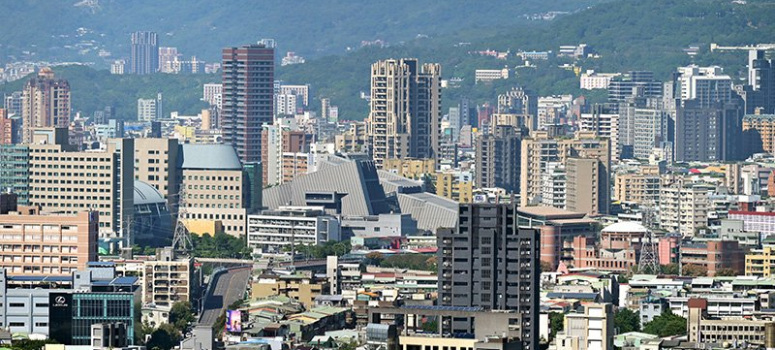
xmin=675 ymin=65 xmax=733 ymax=107
xmin=520 ymin=131 xmax=610 ymax=214
xmin=437 ymin=203 xmax=539 ymax=350
xmin=0 ymin=144 xmax=30 ymax=204
xmin=743 ymin=113 xmax=775 ymax=154
xmin=130 ymin=31 xmax=159 ymax=75
xmin=4 ymin=91 xmax=23 ymax=116
xmin=202 ymin=83 xmax=223 ymax=108
xmin=366 ymin=58 xmax=441 ymax=168
xmin=614 ymin=165 xmax=661 ymax=205
xmin=275 ymin=93 xmax=297 ymax=116
xmin=137 ymin=93 xmax=163 ymax=122
xmin=222 ymin=44 xmax=275 ymax=164
xmin=475 ymin=125 xmax=521 ymax=193
xmin=659 ymin=177 xmax=710 ymax=237
xmin=497 ymin=87 xmax=538 ymax=130
xmin=28 ymin=129 xmax=133 ymax=240
xmin=607 ymin=71 xmax=663 ymax=103
xmin=21 ymin=68 xmax=70 ymax=143
xmin=566 ymin=157 xmax=608 ymax=216
xmin=675 ymin=99 xmax=743 ymax=162
xmin=745 ymin=49 xmax=775 ymax=114
xmin=142 ymin=247 xmax=198 ymax=308
xmin=261 ymin=122 xmax=313 ymax=186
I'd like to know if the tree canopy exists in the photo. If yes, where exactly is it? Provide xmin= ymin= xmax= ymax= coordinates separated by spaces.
xmin=614 ymin=308 xmax=641 ymax=334
xmin=643 ymin=311 xmax=687 ymax=337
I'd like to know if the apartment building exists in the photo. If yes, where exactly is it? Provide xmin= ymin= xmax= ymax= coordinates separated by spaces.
xmin=21 ymin=68 xmax=70 ymax=143
xmin=435 ymin=171 xmax=473 ymax=203
xmin=659 ymin=177 xmax=710 ymax=236
xmin=553 ymin=304 xmax=614 ymax=350
xmin=142 ymin=247 xmax=197 ymax=308
xmin=743 ymin=114 xmax=775 ymax=154
xmin=746 ymin=246 xmax=775 ymax=277
xmin=520 ymin=131 xmax=610 ymax=215
xmin=0 ymin=194 xmax=97 ymax=276
xmin=614 ymin=165 xmax=661 ymax=205
xmin=383 ymin=158 xmax=435 ymax=180
xmin=476 ymin=125 xmax=521 ymax=193
xmin=28 ymin=128 xmax=133 ymax=240
xmin=367 ymin=59 xmax=441 ymax=167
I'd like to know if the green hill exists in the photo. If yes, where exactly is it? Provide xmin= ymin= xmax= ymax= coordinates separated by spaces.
xmin=0 ymin=0 xmax=604 ymax=65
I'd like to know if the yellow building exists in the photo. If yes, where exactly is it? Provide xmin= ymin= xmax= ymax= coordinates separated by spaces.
xmin=182 ymin=219 xmax=224 ymax=236
xmin=251 ymin=273 xmax=325 ymax=309
xmin=383 ymin=158 xmax=435 ymax=180
xmin=613 ymin=165 xmax=661 ymax=205
xmin=746 ymin=247 xmax=775 ymax=277
xmin=173 ymin=125 xmax=196 ymax=140
xmin=435 ymin=171 xmax=473 ymax=203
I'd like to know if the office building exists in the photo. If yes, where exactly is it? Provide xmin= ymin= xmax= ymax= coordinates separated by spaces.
xmin=130 ymin=31 xmax=159 ymax=75
xmin=21 ymin=68 xmax=70 ymax=143
xmin=565 ymin=222 xmax=646 ymax=273
xmin=222 ymin=43 xmax=275 ymax=164
xmin=28 ymin=129 xmax=133 ymax=240
xmin=607 ymin=71 xmax=663 ymax=103
xmin=437 ymin=203 xmax=539 ymax=350
xmin=553 ymin=304 xmax=614 ymax=350
xmin=137 ymin=93 xmax=163 ymax=122
xmin=133 ymin=138 xmax=180 ymax=210
xmin=580 ymin=70 xmax=620 ymax=90
xmin=631 ymin=103 xmax=671 ymax=159
xmin=745 ymin=49 xmax=775 ymax=114
xmin=367 ymin=58 xmax=442 ymax=168
xmin=0 ymin=195 xmax=98 ymax=276
xmin=0 ymin=264 xmax=137 ymax=343
xmin=246 ymin=206 xmax=341 ymax=254
xmin=520 ymin=131 xmax=610 ymax=214
xmin=566 ymin=157 xmax=607 ymax=216
xmin=687 ymin=298 xmax=775 ymax=347
xmin=180 ymin=144 xmax=256 ymax=236
xmin=680 ymin=240 xmax=744 ymax=276
xmin=676 ymin=65 xmax=733 ymax=107
xmin=516 ymin=206 xmax=598 ymax=269
xmin=0 ymin=144 xmax=29 ymax=204
xmin=142 ymin=247 xmax=197 ymax=308
xmin=476 ymin=125 xmax=521 ymax=193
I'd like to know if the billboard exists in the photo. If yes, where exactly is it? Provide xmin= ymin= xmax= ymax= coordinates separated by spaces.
xmin=226 ymin=310 xmax=242 ymax=333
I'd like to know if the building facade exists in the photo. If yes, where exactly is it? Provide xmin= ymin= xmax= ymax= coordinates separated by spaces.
xmin=21 ymin=68 xmax=70 ymax=143
xmin=130 ymin=31 xmax=159 ymax=75
xmin=246 ymin=206 xmax=341 ymax=254
xmin=475 ymin=125 xmax=521 ymax=193
xmin=437 ymin=203 xmax=539 ymax=350
xmin=222 ymin=44 xmax=275 ymax=164
xmin=367 ymin=59 xmax=441 ymax=168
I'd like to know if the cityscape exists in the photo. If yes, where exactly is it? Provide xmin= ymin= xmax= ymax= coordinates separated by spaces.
xmin=2 ymin=1 xmax=775 ymax=350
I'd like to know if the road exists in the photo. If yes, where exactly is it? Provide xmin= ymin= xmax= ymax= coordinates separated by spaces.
xmin=197 ymin=266 xmax=250 ymax=326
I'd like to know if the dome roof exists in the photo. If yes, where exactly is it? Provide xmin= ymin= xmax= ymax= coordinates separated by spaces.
xmin=134 ymin=181 xmax=166 ymax=205
xmin=601 ymin=221 xmax=648 ymax=233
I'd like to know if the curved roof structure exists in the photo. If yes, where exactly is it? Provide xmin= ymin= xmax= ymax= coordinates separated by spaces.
xmin=602 ymin=221 xmax=648 ymax=233
xmin=180 ymin=144 xmax=242 ymax=170
xmin=134 ymin=180 xmax=166 ymax=205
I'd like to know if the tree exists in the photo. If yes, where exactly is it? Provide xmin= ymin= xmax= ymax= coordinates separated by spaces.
xmin=614 ymin=308 xmax=640 ymax=334
xmin=714 ymin=268 xmax=738 ymax=277
xmin=682 ymin=264 xmax=708 ymax=277
xmin=146 ymin=323 xmax=181 ymax=350
xmin=169 ymin=301 xmax=195 ymax=331
xmin=540 ymin=261 xmax=554 ymax=273
xmin=365 ymin=252 xmax=384 ymax=266
xmin=661 ymin=263 xmax=680 ymax=275
xmin=643 ymin=311 xmax=686 ymax=337
xmin=11 ymin=339 xmax=58 ymax=350
xmin=548 ymin=312 xmax=564 ymax=340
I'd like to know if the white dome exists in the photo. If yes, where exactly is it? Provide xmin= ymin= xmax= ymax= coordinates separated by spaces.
xmin=601 ymin=221 xmax=648 ymax=233
xmin=134 ymin=180 xmax=166 ymax=205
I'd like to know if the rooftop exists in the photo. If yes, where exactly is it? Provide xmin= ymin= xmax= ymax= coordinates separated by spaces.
xmin=180 ymin=144 xmax=242 ymax=170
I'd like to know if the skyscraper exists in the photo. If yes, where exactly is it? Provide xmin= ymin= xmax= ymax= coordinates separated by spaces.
xmin=367 ymin=58 xmax=441 ymax=168
xmin=130 ymin=31 xmax=159 ymax=75
xmin=745 ymin=49 xmax=775 ymax=114
xmin=438 ymin=203 xmax=539 ymax=350
xmin=221 ymin=43 xmax=275 ymax=164
xmin=21 ymin=68 xmax=70 ymax=143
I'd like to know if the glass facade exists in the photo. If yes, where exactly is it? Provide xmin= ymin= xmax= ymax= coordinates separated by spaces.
xmin=49 ymin=292 xmax=134 ymax=345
